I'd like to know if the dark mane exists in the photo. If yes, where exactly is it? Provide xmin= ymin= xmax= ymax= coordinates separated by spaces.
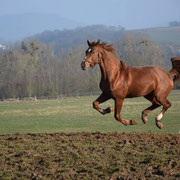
xmin=90 ymin=41 xmax=115 ymax=53
xmin=100 ymin=42 xmax=115 ymax=52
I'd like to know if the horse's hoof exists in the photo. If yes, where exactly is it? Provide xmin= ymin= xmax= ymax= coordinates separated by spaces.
xmin=156 ymin=121 xmax=163 ymax=129
xmin=103 ymin=107 xmax=113 ymax=114
xmin=130 ymin=120 xmax=137 ymax=125
xmin=110 ymin=107 xmax=113 ymax=112
xmin=142 ymin=114 xmax=148 ymax=124
xmin=106 ymin=107 xmax=113 ymax=113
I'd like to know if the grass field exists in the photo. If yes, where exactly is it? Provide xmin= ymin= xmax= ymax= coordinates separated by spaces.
xmin=0 ymin=90 xmax=180 ymax=135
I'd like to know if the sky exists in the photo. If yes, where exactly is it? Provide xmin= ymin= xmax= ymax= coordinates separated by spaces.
xmin=0 ymin=0 xmax=180 ymax=29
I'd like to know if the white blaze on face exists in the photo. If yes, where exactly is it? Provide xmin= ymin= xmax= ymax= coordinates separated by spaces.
xmin=156 ymin=112 xmax=163 ymax=121
xmin=88 ymin=48 xmax=92 ymax=52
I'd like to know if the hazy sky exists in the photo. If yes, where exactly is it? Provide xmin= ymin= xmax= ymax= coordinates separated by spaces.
xmin=0 ymin=0 xmax=180 ymax=29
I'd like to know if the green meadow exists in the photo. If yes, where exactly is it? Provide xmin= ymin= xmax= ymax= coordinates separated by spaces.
xmin=0 ymin=90 xmax=179 ymax=135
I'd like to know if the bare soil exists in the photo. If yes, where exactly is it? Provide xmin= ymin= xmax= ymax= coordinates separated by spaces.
xmin=0 ymin=132 xmax=179 ymax=179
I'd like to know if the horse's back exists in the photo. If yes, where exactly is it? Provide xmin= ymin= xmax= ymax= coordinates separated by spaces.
xmin=127 ymin=66 xmax=173 ymax=97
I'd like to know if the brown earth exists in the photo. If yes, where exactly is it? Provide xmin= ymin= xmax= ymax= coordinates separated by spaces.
xmin=0 ymin=132 xmax=179 ymax=180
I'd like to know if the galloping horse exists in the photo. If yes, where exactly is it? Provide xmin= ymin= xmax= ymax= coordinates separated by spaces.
xmin=81 ymin=40 xmax=180 ymax=129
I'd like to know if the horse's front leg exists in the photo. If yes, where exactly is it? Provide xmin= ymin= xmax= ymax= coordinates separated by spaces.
xmin=93 ymin=93 xmax=113 ymax=115
xmin=114 ymin=98 xmax=137 ymax=126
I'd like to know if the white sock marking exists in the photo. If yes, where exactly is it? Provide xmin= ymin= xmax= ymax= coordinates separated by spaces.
xmin=156 ymin=112 xmax=163 ymax=121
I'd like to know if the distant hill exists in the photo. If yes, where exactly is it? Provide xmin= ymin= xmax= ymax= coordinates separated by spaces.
xmin=25 ymin=25 xmax=180 ymax=51
xmin=133 ymin=26 xmax=180 ymax=45
xmin=0 ymin=13 xmax=83 ymax=41
xmin=0 ymin=37 xmax=5 ymax=44
xmin=1 ymin=12 xmax=179 ymax=47
xmin=25 ymin=25 xmax=126 ymax=50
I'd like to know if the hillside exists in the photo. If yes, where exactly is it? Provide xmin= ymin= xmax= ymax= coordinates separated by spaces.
xmin=134 ymin=26 xmax=180 ymax=45
xmin=0 ymin=13 xmax=83 ymax=41
xmin=26 ymin=25 xmax=180 ymax=50
xmin=26 ymin=25 xmax=125 ymax=50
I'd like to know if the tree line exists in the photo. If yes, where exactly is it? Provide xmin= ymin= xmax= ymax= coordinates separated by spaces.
xmin=0 ymin=34 xmax=179 ymax=99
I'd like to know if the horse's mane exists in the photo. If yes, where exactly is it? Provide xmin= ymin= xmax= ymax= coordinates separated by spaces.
xmin=100 ymin=42 xmax=115 ymax=52
xmin=91 ymin=41 xmax=115 ymax=53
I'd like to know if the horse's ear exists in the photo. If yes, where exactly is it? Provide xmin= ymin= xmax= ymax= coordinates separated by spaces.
xmin=97 ymin=39 xmax=100 ymax=45
xmin=87 ymin=40 xmax=91 ymax=46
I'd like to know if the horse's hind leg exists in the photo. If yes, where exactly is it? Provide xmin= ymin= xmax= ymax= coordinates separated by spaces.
xmin=142 ymin=94 xmax=161 ymax=123
xmin=142 ymin=103 xmax=161 ymax=123
xmin=155 ymin=98 xmax=171 ymax=129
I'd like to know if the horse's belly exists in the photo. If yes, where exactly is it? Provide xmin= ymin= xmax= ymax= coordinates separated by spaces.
xmin=127 ymin=81 xmax=155 ymax=98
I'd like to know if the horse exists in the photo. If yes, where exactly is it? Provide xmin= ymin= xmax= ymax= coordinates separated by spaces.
xmin=81 ymin=40 xmax=180 ymax=129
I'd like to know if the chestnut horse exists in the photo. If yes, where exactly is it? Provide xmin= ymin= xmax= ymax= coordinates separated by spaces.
xmin=81 ymin=40 xmax=180 ymax=129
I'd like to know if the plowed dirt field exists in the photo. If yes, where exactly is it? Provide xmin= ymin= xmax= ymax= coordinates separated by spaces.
xmin=0 ymin=132 xmax=179 ymax=179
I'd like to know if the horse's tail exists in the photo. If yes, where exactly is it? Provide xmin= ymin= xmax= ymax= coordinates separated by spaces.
xmin=169 ymin=56 xmax=180 ymax=81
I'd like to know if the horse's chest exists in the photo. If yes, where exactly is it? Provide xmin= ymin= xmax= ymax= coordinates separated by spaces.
xmin=100 ymin=78 xmax=128 ymax=98
xmin=100 ymin=80 xmax=111 ymax=92
xmin=100 ymin=80 xmax=119 ymax=94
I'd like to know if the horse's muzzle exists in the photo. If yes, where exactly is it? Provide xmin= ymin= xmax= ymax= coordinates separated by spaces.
xmin=81 ymin=61 xmax=86 ymax=70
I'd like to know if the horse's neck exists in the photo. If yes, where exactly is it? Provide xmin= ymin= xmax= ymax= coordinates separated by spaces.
xmin=99 ymin=51 xmax=122 ymax=81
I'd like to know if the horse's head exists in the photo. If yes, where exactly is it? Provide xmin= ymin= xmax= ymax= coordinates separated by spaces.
xmin=81 ymin=39 xmax=101 ymax=70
